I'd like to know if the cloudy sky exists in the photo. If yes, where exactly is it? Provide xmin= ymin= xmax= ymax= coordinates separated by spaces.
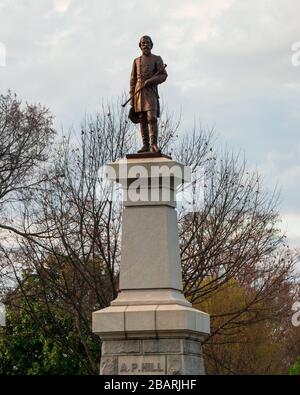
xmin=0 ymin=0 xmax=300 ymax=247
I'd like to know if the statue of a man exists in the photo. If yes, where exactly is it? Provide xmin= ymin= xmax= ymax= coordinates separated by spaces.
xmin=129 ymin=35 xmax=168 ymax=153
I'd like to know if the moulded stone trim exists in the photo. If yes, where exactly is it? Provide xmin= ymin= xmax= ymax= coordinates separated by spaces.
xmin=92 ymin=306 xmax=126 ymax=334
xmin=125 ymin=305 xmax=156 ymax=332
xmin=156 ymin=305 xmax=197 ymax=331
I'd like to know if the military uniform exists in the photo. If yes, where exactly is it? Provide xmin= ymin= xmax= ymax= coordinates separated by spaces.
xmin=130 ymin=53 xmax=167 ymax=114
xmin=130 ymin=53 xmax=167 ymax=152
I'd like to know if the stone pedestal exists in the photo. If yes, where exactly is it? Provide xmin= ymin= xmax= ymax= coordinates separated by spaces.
xmin=100 ymin=338 xmax=206 ymax=375
xmin=92 ymin=155 xmax=210 ymax=375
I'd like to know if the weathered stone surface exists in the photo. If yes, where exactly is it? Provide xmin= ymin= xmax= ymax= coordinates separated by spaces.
xmin=166 ymin=355 xmax=184 ymax=375
xmin=102 ymin=340 xmax=140 ymax=355
xmin=100 ymin=356 xmax=117 ymax=375
xmin=143 ymin=339 xmax=182 ymax=354
xmin=183 ymin=355 xmax=205 ymax=375
xmin=120 ymin=205 xmax=183 ymax=291
xmin=166 ymin=354 xmax=205 ymax=375
xmin=182 ymin=339 xmax=202 ymax=355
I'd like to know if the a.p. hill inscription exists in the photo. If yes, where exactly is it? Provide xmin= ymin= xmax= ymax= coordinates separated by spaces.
xmin=118 ymin=356 xmax=165 ymax=375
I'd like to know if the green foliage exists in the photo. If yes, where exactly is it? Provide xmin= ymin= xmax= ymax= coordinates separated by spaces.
xmin=194 ymin=278 xmax=294 ymax=374
xmin=289 ymin=357 xmax=300 ymax=375
xmin=0 ymin=273 xmax=100 ymax=375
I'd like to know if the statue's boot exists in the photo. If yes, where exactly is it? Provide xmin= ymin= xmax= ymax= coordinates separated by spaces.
xmin=149 ymin=121 xmax=161 ymax=153
xmin=138 ymin=123 xmax=150 ymax=153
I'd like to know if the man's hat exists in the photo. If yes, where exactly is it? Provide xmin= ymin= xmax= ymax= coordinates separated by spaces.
xmin=128 ymin=107 xmax=140 ymax=124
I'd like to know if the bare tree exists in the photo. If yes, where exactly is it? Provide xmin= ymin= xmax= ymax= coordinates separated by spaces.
xmin=0 ymin=91 xmax=54 ymax=294
xmin=175 ymin=132 xmax=298 ymax=373
xmin=1 ymin=98 xmax=298 ymax=374
xmin=0 ymin=91 xmax=54 ymax=213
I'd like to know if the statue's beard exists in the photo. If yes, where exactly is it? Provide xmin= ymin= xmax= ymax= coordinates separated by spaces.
xmin=142 ymin=48 xmax=151 ymax=56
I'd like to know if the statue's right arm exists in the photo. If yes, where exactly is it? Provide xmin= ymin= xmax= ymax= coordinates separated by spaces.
xmin=129 ymin=59 xmax=137 ymax=106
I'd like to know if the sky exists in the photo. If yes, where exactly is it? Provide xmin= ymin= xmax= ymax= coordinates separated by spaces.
xmin=0 ymin=0 xmax=300 ymax=248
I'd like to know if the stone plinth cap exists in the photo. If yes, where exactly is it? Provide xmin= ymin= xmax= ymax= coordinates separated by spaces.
xmin=106 ymin=157 xmax=191 ymax=187
xmin=92 ymin=303 xmax=210 ymax=338
xmin=105 ymin=157 xmax=191 ymax=206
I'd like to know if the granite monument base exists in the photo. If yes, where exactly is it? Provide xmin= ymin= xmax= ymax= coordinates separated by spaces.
xmin=93 ymin=299 xmax=210 ymax=375
xmin=92 ymin=156 xmax=210 ymax=375
xmin=100 ymin=336 xmax=205 ymax=375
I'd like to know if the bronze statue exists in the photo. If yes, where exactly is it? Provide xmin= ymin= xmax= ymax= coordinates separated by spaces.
xmin=127 ymin=36 xmax=168 ymax=153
